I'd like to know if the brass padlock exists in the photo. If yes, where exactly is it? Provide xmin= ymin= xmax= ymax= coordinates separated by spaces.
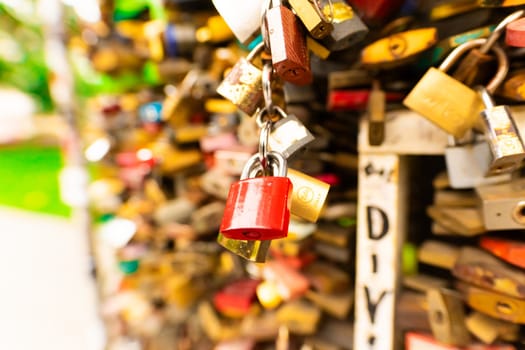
xmin=216 ymin=42 xmax=264 ymax=116
xmin=426 ymin=288 xmax=471 ymax=346
xmin=287 ymin=168 xmax=330 ymax=223
xmin=217 ymin=233 xmax=272 ymax=263
xmin=288 ymin=0 xmax=334 ymax=39
xmin=403 ymin=38 xmax=509 ymax=139
xmin=478 ymin=86 xmax=525 ymax=176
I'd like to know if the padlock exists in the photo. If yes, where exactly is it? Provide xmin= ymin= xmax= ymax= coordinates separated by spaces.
xmin=403 ymin=38 xmax=509 ymax=139
xmin=211 ymin=0 xmax=267 ymax=45
xmin=457 ymin=282 xmax=525 ymax=324
xmin=478 ymin=86 xmax=525 ymax=175
xmin=480 ymin=237 xmax=525 ymax=269
xmin=220 ymin=151 xmax=292 ymax=240
xmin=444 ymin=135 xmax=494 ymax=189
xmin=213 ymin=278 xmax=261 ymax=317
xmin=452 ymin=246 xmax=525 ymax=299
xmin=426 ymin=288 xmax=471 ymax=346
xmin=287 ymin=168 xmax=330 ymax=222
xmin=465 ymin=311 xmax=520 ymax=345
xmin=217 ymin=233 xmax=272 ymax=263
xmin=475 ymin=178 xmax=525 ymax=230
xmin=255 ymin=106 xmax=315 ymax=159
xmin=506 ymin=17 xmax=525 ymax=47
xmin=288 ymin=0 xmax=334 ymax=39
xmin=319 ymin=0 xmax=368 ymax=52
xmin=264 ymin=0 xmax=312 ymax=85
xmin=216 ymin=43 xmax=264 ymax=116
xmin=360 ymin=28 xmax=438 ymax=68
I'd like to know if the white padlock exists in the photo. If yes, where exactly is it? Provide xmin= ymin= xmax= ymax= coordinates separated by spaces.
xmin=445 ymin=135 xmax=509 ymax=189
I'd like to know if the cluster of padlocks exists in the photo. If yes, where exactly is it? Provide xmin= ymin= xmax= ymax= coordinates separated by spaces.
xmin=72 ymin=0 xmax=525 ymax=349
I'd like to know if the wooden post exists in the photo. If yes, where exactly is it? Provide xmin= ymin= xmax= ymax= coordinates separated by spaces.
xmin=354 ymin=110 xmax=448 ymax=350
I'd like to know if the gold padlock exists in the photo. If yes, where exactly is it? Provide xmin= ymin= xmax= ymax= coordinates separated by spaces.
xmin=217 ymin=233 xmax=271 ymax=263
xmin=403 ymin=38 xmax=509 ymax=139
xmin=216 ymin=42 xmax=264 ymax=116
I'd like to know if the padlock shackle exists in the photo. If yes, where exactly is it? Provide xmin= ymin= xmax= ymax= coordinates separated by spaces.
xmin=255 ymin=105 xmax=288 ymax=127
xmin=476 ymin=86 xmax=495 ymax=109
xmin=241 ymin=151 xmax=288 ymax=179
xmin=262 ymin=62 xmax=275 ymax=113
xmin=482 ymin=10 xmax=525 ymax=54
xmin=439 ymin=38 xmax=509 ymax=94
xmin=246 ymin=42 xmax=265 ymax=61
xmin=259 ymin=120 xmax=271 ymax=170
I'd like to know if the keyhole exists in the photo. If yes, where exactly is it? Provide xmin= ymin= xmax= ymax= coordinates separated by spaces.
xmin=512 ymin=201 xmax=525 ymax=225
xmin=242 ymin=231 xmax=261 ymax=239
xmin=433 ymin=310 xmax=444 ymax=324
xmin=496 ymin=301 xmax=513 ymax=315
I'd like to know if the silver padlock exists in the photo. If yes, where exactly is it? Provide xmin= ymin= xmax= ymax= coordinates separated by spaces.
xmin=478 ymin=86 xmax=525 ymax=176
xmin=256 ymin=106 xmax=315 ymax=159
xmin=211 ymin=0 xmax=266 ymax=45
xmin=476 ymin=177 xmax=525 ymax=231
xmin=444 ymin=134 xmax=510 ymax=189
xmin=319 ymin=0 xmax=368 ymax=52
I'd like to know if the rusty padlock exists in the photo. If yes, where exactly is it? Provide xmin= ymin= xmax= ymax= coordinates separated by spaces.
xmin=219 ymin=150 xmax=293 ymax=241
xmin=216 ymin=42 xmax=265 ymax=116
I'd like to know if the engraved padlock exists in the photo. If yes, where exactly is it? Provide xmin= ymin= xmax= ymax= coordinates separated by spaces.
xmin=319 ymin=0 xmax=368 ymax=52
xmin=216 ymin=42 xmax=264 ymax=116
xmin=220 ymin=151 xmax=293 ymax=241
xmin=288 ymin=0 xmax=334 ymax=39
xmin=478 ymin=86 xmax=525 ymax=176
xmin=264 ymin=0 xmax=313 ymax=85
xmin=403 ymin=38 xmax=509 ymax=139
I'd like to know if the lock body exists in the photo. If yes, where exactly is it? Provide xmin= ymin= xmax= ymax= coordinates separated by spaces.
xmin=287 ymin=168 xmax=330 ymax=222
xmin=268 ymin=113 xmax=315 ymax=159
xmin=458 ymin=282 xmax=525 ymax=324
xmin=320 ymin=0 xmax=368 ymax=52
xmin=476 ymin=178 xmax=525 ymax=230
xmin=426 ymin=288 xmax=471 ymax=346
xmin=216 ymin=55 xmax=263 ymax=116
xmin=481 ymin=104 xmax=525 ymax=175
xmin=445 ymin=141 xmax=496 ymax=189
xmin=220 ymin=176 xmax=292 ymax=240
xmin=404 ymin=67 xmax=484 ymax=138
xmin=288 ymin=0 xmax=333 ymax=39
xmin=266 ymin=3 xmax=312 ymax=85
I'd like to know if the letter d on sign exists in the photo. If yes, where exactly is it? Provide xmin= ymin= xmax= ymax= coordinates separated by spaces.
xmin=367 ymin=205 xmax=389 ymax=240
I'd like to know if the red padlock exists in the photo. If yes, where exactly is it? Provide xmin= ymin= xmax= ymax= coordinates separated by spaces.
xmin=506 ymin=17 xmax=525 ymax=47
xmin=220 ymin=151 xmax=293 ymax=241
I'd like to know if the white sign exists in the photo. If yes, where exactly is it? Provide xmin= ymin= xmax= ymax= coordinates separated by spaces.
xmin=354 ymin=154 xmax=407 ymax=350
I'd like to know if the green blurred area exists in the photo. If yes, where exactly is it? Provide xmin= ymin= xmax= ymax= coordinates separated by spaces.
xmin=0 ymin=144 xmax=71 ymax=217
